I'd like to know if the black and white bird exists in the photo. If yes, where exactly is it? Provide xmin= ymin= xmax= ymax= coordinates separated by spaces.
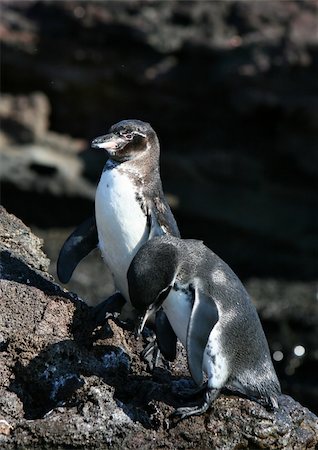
xmin=57 ymin=120 xmax=180 ymax=362
xmin=128 ymin=235 xmax=281 ymax=419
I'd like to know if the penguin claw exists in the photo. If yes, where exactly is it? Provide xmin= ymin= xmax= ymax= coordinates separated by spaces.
xmin=169 ymin=387 xmax=219 ymax=423
xmin=168 ymin=406 xmax=201 ymax=427
xmin=141 ymin=340 xmax=161 ymax=371
xmin=169 ymin=404 xmax=209 ymax=423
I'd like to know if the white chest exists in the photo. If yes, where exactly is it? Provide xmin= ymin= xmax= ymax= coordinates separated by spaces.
xmin=95 ymin=168 xmax=148 ymax=298
xmin=163 ymin=286 xmax=228 ymax=387
xmin=162 ymin=287 xmax=192 ymax=348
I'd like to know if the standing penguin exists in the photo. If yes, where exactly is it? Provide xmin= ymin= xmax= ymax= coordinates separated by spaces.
xmin=128 ymin=235 xmax=281 ymax=419
xmin=57 ymin=120 xmax=179 ymax=361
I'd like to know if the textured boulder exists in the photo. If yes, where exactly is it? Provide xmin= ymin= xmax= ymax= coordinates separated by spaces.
xmin=0 ymin=207 xmax=317 ymax=449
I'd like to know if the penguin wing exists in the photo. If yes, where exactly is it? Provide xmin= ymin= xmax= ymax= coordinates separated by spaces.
xmin=186 ymin=287 xmax=219 ymax=386
xmin=155 ymin=308 xmax=177 ymax=361
xmin=147 ymin=202 xmax=165 ymax=240
xmin=147 ymin=198 xmax=180 ymax=239
xmin=57 ymin=215 xmax=98 ymax=283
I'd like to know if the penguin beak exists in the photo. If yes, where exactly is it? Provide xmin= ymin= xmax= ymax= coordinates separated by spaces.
xmin=136 ymin=305 xmax=156 ymax=336
xmin=136 ymin=285 xmax=172 ymax=336
xmin=91 ymin=133 xmax=126 ymax=154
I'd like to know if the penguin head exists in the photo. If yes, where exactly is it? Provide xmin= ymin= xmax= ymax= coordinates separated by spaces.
xmin=127 ymin=236 xmax=179 ymax=333
xmin=91 ymin=119 xmax=159 ymax=163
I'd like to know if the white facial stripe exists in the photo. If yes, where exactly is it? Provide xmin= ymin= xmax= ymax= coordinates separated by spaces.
xmin=134 ymin=131 xmax=146 ymax=138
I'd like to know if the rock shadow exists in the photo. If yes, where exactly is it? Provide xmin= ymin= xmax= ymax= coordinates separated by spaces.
xmin=8 ymin=291 xmax=196 ymax=429
xmin=9 ymin=335 xmax=192 ymax=429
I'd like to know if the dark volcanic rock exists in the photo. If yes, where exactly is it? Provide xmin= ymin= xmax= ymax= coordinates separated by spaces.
xmin=1 ymin=208 xmax=318 ymax=449
xmin=1 ymin=1 xmax=318 ymax=279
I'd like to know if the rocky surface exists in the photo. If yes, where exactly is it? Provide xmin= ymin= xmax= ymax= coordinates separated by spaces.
xmin=1 ymin=0 xmax=318 ymax=437
xmin=1 ymin=0 xmax=318 ymax=278
xmin=1 ymin=210 xmax=318 ymax=449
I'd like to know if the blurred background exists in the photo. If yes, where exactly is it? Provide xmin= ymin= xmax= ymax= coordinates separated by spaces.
xmin=1 ymin=1 xmax=317 ymax=413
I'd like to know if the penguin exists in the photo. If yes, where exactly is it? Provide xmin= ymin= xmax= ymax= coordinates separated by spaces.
xmin=128 ymin=235 xmax=281 ymax=420
xmin=57 ymin=119 xmax=179 ymax=362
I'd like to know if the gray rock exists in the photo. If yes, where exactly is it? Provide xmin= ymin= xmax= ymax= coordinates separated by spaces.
xmin=0 ymin=207 xmax=317 ymax=449
xmin=0 ymin=205 xmax=50 ymax=273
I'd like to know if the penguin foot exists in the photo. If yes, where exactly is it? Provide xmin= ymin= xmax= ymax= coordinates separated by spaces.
xmin=141 ymin=339 xmax=161 ymax=371
xmin=92 ymin=293 xmax=126 ymax=326
xmin=170 ymin=404 xmax=209 ymax=422
xmin=170 ymin=387 xmax=220 ymax=423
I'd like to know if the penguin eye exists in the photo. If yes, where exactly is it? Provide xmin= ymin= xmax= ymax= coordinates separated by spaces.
xmin=125 ymin=133 xmax=133 ymax=140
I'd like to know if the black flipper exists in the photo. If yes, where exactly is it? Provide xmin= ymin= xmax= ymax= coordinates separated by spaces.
xmin=155 ymin=308 xmax=177 ymax=362
xmin=57 ymin=216 xmax=98 ymax=283
xmin=186 ymin=287 xmax=219 ymax=386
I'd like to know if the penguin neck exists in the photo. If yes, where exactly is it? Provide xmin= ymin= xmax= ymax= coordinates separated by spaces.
xmin=121 ymin=160 xmax=160 ymax=192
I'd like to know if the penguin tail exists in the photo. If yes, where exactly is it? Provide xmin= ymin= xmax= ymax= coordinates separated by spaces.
xmin=252 ymin=379 xmax=281 ymax=411
xmin=227 ymin=377 xmax=281 ymax=411
xmin=255 ymin=391 xmax=280 ymax=411
xmin=269 ymin=394 xmax=279 ymax=410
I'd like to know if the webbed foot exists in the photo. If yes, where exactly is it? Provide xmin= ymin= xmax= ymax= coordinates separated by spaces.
xmin=141 ymin=338 xmax=161 ymax=371
xmin=140 ymin=308 xmax=177 ymax=371
xmin=134 ymin=308 xmax=177 ymax=371
xmin=170 ymin=387 xmax=220 ymax=424
xmin=138 ymin=333 xmax=172 ymax=372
